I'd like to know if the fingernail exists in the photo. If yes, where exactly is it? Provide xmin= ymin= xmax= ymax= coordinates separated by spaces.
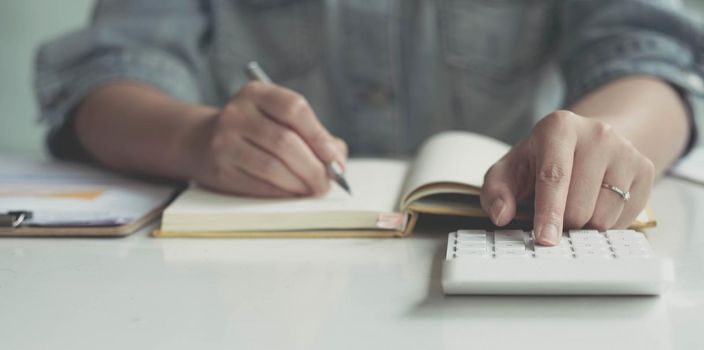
xmin=490 ymin=199 xmax=507 ymax=225
xmin=539 ymin=223 xmax=560 ymax=245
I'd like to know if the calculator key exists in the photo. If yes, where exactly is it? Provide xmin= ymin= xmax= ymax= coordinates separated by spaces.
xmin=457 ymin=241 xmax=487 ymax=248
xmin=456 ymin=244 xmax=487 ymax=252
xmin=572 ymin=241 xmax=609 ymax=250
xmin=496 ymin=246 xmax=526 ymax=254
xmin=569 ymin=229 xmax=600 ymax=236
xmin=495 ymin=249 xmax=532 ymax=258
xmin=495 ymin=241 xmax=525 ymax=248
xmin=611 ymin=241 xmax=648 ymax=250
xmin=456 ymin=230 xmax=487 ymax=242
xmin=613 ymin=247 xmax=651 ymax=256
xmin=534 ymin=250 xmax=573 ymax=258
xmin=614 ymin=250 xmax=652 ymax=258
xmin=494 ymin=230 xmax=525 ymax=242
xmin=606 ymin=230 xmax=645 ymax=240
xmin=570 ymin=234 xmax=607 ymax=242
xmin=457 ymin=248 xmax=490 ymax=256
xmin=574 ymin=248 xmax=613 ymax=258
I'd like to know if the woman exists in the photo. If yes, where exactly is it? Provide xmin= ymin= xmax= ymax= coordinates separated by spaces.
xmin=35 ymin=0 xmax=704 ymax=245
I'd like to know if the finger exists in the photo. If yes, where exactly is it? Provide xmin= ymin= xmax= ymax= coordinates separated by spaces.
xmin=587 ymin=173 xmax=630 ymax=231
xmin=207 ymin=162 xmax=293 ymax=198
xmin=613 ymin=159 xmax=654 ymax=228
xmin=533 ymin=116 xmax=578 ymax=246
xmin=480 ymin=147 xmax=532 ymax=227
xmin=586 ymin=152 xmax=634 ymax=230
xmin=243 ymin=82 xmax=343 ymax=164
xmin=334 ymin=137 xmax=349 ymax=170
xmin=480 ymin=163 xmax=518 ymax=227
xmin=563 ymin=148 xmax=608 ymax=229
xmin=229 ymin=136 xmax=310 ymax=195
xmin=239 ymin=108 xmax=330 ymax=195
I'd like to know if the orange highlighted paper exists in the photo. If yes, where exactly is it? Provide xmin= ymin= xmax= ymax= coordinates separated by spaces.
xmin=0 ymin=190 xmax=104 ymax=200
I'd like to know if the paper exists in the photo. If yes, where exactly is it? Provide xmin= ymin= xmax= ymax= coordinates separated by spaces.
xmin=402 ymin=131 xmax=510 ymax=202
xmin=0 ymin=155 xmax=176 ymax=226
xmin=161 ymin=159 xmax=408 ymax=232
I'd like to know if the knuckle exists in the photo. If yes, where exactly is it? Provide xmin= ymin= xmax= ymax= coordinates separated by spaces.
xmin=271 ymin=128 xmax=297 ymax=151
xmin=258 ymin=157 xmax=279 ymax=175
xmin=284 ymin=94 xmax=309 ymax=118
xmin=538 ymin=110 xmax=575 ymax=132
xmin=309 ymin=129 xmax=329 ymax=146
xmin=538 ymin=163 xmax=568 ymax=186
xmin=591 ymin=120 xmax=613 ymax=140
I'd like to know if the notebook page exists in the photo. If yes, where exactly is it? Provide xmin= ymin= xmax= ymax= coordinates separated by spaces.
xmin=165 ymin=159 xmax=408 ymax=215
xmin=402 ymin=131 xmax=510 ymax=201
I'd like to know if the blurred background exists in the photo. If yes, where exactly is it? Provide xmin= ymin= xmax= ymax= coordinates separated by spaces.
xmin=1 ymin=0 xmax=703 ymax=157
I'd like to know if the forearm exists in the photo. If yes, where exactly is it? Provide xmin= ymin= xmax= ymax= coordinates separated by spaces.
xmin=570 ymin=76 xmax=690 ymax=176
xmin=74 ymin=81 xmax=217 ymax=180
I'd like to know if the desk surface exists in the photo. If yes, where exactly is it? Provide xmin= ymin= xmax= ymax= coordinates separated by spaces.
xmin=1 ymin=177 xmax=703 ymax=350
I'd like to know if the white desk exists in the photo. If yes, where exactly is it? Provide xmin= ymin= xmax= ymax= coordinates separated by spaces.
xmin=1 ymin=177 xmax=703 ymax=350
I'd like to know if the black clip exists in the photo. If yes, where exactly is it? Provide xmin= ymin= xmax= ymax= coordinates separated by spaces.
xmin=0 ymin=211 xmax=33 ymax=228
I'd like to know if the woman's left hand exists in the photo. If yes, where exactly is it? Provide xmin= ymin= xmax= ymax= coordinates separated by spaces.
xmin=480 ymin=110 xmax=655 ymax=246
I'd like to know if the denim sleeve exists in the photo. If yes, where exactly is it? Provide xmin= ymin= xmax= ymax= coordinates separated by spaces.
xmin=558 ymin=0 xmax=704 ymax=153
xmin=34 ymin=0 xmax=211 ymax=159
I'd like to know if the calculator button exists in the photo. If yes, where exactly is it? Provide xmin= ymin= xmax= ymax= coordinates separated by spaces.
xmin=606 ymin=230 xmax=645 ymax=240
xmin=534 ymin=250 xmax=573 ymax=258
xmin=495 ymin=241 xmax=525 ymax=248
xmin=457 ymin=241 xmax=487 ymax=248
xmin=574 ymin=248 xmax=613 ymax=258
xmin=456 ymin=230 xmax=487 ymax=242
xmin=494 ymin=230 xmax=525 ymax=242
xmin=613 ymin=247 xmax=651 ymax=257
xmin=495 ymin=249 xmax=531 ymax=258
xmin=534 ymin=245 xmax=573 ymax=258
xmin=457 ymin=248 xmax=489 ymax=256
xmin=572 ymin=241 xmax=609 ymax=250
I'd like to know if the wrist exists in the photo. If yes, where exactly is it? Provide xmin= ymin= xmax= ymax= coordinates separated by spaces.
xmin=173 ymin=104 xmax=220 ymax=181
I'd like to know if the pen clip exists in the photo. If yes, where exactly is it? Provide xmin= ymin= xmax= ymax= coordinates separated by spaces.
xmin=0 ymin=211 xmax=33 ymax=228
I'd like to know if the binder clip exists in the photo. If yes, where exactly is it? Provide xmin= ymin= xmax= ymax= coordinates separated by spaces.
xmin=0 ymin=211 xmax=33 ymax=228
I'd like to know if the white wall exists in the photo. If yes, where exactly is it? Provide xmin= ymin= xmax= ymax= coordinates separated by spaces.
xmin=0 ymin=0 xmax=93 ymax=157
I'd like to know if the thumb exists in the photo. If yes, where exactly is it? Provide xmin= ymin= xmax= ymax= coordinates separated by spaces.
xmin=480 ymin=160 xmax=520 ymax=227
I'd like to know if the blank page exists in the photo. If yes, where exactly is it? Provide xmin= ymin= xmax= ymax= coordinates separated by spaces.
xmin=402 ymin=131 xmax=510 ymax=201
xmin=165 ymin=159 xmax=408 ymax=216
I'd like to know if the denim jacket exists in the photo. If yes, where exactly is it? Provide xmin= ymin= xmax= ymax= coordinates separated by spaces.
xmin=35 ymin=0 xmax=704 ymax=158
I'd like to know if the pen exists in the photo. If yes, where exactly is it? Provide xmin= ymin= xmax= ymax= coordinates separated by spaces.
xmin=244 ymin=61 xmax=352 ymax=195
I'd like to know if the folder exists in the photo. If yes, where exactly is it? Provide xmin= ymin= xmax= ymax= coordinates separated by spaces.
xmin=0 ymin=155 xmax=177 ymax=237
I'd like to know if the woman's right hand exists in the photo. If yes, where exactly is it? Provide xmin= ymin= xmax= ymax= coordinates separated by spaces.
xmin=192 ymin=81 xmax=347 ymax=197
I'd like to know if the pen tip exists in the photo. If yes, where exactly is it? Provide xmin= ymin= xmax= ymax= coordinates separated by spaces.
xmin=339 ymin=179 xmax=352 ymax=196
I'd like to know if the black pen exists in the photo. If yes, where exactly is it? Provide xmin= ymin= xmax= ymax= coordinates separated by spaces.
xmin=244 ymin=61 xmax=352 ymax=195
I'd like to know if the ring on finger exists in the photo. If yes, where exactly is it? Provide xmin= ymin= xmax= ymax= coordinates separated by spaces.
xmin=601 ymin=182 xmax=631 ymax=202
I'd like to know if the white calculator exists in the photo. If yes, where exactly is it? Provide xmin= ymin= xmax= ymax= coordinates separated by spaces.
xmin=442 ymin=229 xmax=674 ymax=295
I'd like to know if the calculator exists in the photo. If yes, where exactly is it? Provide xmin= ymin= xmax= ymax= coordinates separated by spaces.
xmin=442 ymin=229 xmax=674 ymax=295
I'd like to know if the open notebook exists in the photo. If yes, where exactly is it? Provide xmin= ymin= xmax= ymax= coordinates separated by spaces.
xmin=154 ymin=131 xmax=656 ymax=238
